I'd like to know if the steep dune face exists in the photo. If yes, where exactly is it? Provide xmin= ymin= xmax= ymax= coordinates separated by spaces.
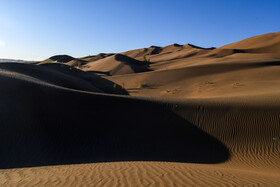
xmin=221 ymin=31 xmax=280 ymax=53
xmin=39 ymin=55 xmax=76 ymax=64
xmin=78 ymin=53 xmax=115 ymax=62
xmin=1 ymin=31 xmax=280 ymax=186
xmin=206 ymin=32 xmax=280 ymax=57
xmin=0 ymin=63 xmax=229 ymax=170
xmin=81 ymin=53 xmax=151 ymax=75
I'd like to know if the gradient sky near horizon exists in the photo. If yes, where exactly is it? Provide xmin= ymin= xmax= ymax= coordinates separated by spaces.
xmin=0 ymin=0 xmax=279 ymax=60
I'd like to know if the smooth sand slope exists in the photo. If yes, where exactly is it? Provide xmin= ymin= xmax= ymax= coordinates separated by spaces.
xmin=1 ymin=32 xmax=280 ymax=186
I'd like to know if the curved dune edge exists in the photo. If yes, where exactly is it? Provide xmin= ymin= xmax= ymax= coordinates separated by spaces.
xmin=0 ymin=63 xmax=230 ymax=169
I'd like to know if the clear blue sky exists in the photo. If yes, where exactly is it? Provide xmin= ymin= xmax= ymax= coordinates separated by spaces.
xmin=0 ymin=0 xmax=279 ymax=60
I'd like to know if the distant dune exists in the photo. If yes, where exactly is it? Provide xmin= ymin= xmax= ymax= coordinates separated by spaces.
xmin=1 ymin=32 xmax=280 ymax=186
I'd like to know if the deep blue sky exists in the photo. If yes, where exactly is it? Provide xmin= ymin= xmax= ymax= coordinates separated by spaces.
xmin=0 ymin=0 xmax=279 ymax=60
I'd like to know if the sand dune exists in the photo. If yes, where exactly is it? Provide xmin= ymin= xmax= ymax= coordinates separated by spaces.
xmin=1 ymin=31 xmax=280 ymax=186
xmin=221 ymin=31 xmax=280 ymax=54
xmin=80 ymin=53 xmax=151 ymax=75
xmin=78 ymin=53 xmax=115 ymax=62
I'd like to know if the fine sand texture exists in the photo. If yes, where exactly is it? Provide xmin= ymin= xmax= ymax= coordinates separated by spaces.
xmin=1 ymin=32 xmax=280 ymax=186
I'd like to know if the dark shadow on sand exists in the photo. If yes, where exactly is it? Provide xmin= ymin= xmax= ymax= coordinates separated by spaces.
xmin=0 ymin=63 xmax=129 ymax=95
xmin=187 ymin=43 xmax=216 ymax=50
xmin=0 ymin=64 xmax=230 ymax=169
xmin=113 ymin=54 xmax=152 ymax=74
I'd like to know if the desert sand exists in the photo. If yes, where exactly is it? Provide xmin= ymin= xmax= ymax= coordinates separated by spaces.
xmin=0 ymin=32 xmax=280 ymax=186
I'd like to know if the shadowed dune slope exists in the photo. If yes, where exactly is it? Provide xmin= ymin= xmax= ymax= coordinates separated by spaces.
xmin=0 ymin=63 xmax=228 ymax=169
xmin=1 ymin=63 xmax=128 ymax=95
xmin=39 ymin=55 xmax=76 ymax=64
